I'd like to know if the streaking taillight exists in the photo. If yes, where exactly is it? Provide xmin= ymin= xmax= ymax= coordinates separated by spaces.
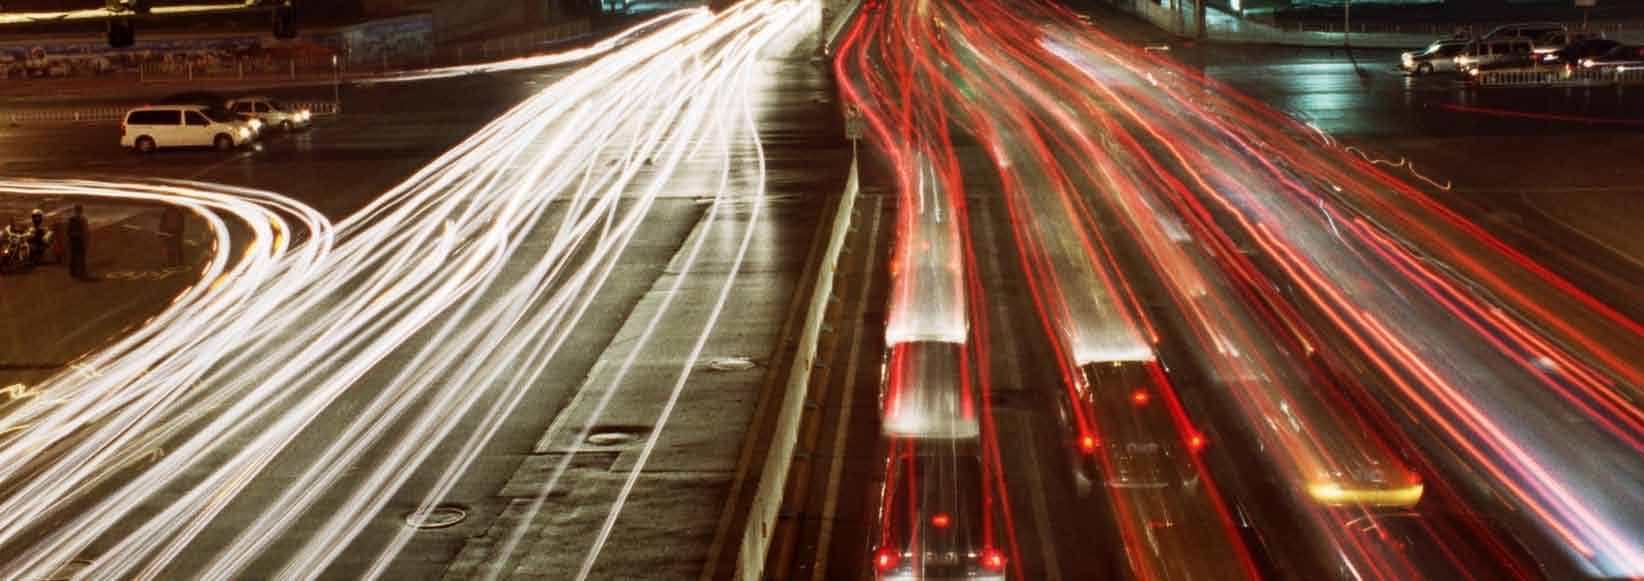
xmin=1079 ymin=434 xmax=1098 ymax=454
xmin=980 ymin=547 xmax=1007 ymax=572
xmin=1130 ymin=389 xmax=1150 ymax=406
xmin=1188 ymin=434 xmax=1206 ymax=452
xmin=931 ymin=512 xmax=951 ymax=528
xmin=874 ymin=548 xmax=900 ymax=571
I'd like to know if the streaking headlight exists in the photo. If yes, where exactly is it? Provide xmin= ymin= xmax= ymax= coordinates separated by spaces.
xmin=238 ymin=127 xmax=251 ymax=138
xmin=248 ymin=119 xmax=263 ymax=131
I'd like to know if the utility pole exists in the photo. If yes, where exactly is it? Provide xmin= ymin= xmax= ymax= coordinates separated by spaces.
xmin=1197 ymin=0 xmax=1206 ymax=39
xmin=1343 ymin=0 xmax=1351 ymax=49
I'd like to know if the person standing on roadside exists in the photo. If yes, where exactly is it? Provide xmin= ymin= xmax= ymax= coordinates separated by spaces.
xmin=160 ymin=205 xmax=184 ymax=267
xmin=68 ymin=205 xmax=89 ymax=279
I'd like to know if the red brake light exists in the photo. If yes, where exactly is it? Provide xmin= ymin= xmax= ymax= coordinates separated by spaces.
xmin=931 ymin=512 xmax=951 ymax=528
xmin=1079 ymin=434 xmax=1098 ymax=453
xmin=874 ymin=548 xmax=900 ymax=571
xmin=980 ymin=547 xmax=1007 ymax=572
xmin=1130 ymin=389 xmax=1150 ymax=405
xmin=1188 ymin=434 xmax=1206 ymax=452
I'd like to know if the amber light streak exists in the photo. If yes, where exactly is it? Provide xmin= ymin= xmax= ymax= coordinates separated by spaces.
xmin=1036 ymin=6 xmax=1641 ymax=576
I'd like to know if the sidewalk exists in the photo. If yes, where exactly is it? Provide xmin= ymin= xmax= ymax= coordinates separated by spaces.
xmin=0 ymin=205 xmax=208 ymax=387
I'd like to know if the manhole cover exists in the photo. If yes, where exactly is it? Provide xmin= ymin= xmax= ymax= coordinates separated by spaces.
xmin=706 ymin=357 xmax=757 ymax=372
xmin=404 ymin=505 xmax=467 ymax=530
xmin=43 ymin=560 xmax=91 ymax=580
xmin=586 ymin=431 xmax=640 ymax=446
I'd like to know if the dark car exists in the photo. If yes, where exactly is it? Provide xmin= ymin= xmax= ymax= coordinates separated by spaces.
xmin=1545 ymin=38 xmax=1621 ymax=66
xmin=1580 ymin=44 xmax=1644 ymax=70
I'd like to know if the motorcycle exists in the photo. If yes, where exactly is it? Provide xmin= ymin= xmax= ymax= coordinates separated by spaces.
xmin=0 ymin=224 xmax=51 ymax=272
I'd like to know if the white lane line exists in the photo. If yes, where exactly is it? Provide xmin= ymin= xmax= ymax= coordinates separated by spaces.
xmin=1517 ymin=191 xmax=1644 ymax=271
xmin=810 ymin=201 xmax=886 ymax=581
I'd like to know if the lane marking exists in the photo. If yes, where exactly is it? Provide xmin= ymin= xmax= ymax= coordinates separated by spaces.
xmin=1516 ymin=191 xmax=1644 ymax=272
xmin=810 ymin=201 xmax=885 ymax=581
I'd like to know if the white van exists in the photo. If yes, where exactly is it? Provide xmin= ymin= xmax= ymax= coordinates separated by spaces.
xmin=121 ymin=104 xmax=256 ymax=152
xmin=1455 ymin=39 xmax=1535 ymax=73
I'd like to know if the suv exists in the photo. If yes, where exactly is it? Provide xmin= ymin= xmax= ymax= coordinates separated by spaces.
xmin=226 ymin=96 xmax=312 ymax=131
xmin=121 ymin=105 xmax=256 ymax=152
xmin=1455 ymin=38 xmax=1535 ymax=74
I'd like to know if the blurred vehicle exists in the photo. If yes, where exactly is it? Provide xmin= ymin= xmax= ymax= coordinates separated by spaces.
xmin=227 ymin=96 xmax=312 ymax=132
xmin=1543 ymin=37 xmax=1621 ymax=65
xmin=1401 ymin=39 xmax=1469 ymax=76
xmin=121 ymin=105 xmax=256 ymax=152
xmin=1058 ymin=361 xmax=1198 ymax=497
xmin=1455 ymin=38 xmax=1535 ymax=74
xmin=872 ymin=441 xmax=1007 ymax=581
xmin=1580 ymin=44 xmax=1644 ymax=71
xmin=881 ymin=341 xmax=978 ymax=440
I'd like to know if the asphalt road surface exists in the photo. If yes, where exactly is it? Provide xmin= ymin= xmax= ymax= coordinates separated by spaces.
xmin=792 ymin=1 xmax=1641 ymax=580
xmin=0 ymin=4 xmax=849 ymax=579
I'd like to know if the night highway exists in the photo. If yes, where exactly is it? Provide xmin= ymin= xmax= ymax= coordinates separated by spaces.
xmin=1 ymin=0 xmax=1640 ymax=579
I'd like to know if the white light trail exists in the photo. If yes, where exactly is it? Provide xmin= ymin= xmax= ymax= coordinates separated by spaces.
xmin=0 ymin=2 xmax=811 ymax=578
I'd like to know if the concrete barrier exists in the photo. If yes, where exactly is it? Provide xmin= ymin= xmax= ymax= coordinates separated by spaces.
xmin=733 ymin=148 xmax=858 ymax=581
xmin=822 ymin=0 xmax=864 ymax=56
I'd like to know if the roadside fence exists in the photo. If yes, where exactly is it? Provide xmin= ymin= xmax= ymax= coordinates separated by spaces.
xmin=6 ymin=100 xmax=339 ymax=125
xmin=1472 ymin=66 xmax=1644 ymax=87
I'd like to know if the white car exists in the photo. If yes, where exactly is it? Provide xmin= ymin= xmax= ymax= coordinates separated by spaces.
xmin=226 ymin=96 xmax=313 ymax=131
xmin=121 ymin=105 xmax=256 ymax=152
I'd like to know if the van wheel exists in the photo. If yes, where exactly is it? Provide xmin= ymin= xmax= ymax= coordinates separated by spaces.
xmin=214 ymin=134 xmax=235 ymax=151
xmin=135 ymin=136 xmax=156 ymax=153
xmin=1416 ymin=62 xmax=1434 ymax=76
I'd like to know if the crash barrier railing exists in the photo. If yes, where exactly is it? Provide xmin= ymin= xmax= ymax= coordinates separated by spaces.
xmin=1472 ymin=66 xmax=1644 ymax=87
xmin=6 ymin=101 xmax=339 ymax=125
xmin=732 ymin=148 xmax=859 ymax=581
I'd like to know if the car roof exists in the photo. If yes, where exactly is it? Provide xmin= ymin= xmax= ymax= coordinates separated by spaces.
xmin=128 ymin=104 xmax=206 ymax=111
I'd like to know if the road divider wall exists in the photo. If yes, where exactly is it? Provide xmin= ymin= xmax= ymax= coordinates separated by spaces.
xmin=732 ymin=149 xmax=859 ymax=581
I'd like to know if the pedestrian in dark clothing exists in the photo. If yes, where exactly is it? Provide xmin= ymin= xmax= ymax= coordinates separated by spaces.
xmin=160 ymin=206 xmax=185 ymax=267
xmin=68 ymin=205 xmax=89 ymax=279
xmin=28 ymin=209 xmax=47 ymax=265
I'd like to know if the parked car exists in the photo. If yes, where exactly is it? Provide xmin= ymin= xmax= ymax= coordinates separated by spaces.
xmin=121 ymin=105 xmax=256 ymax=152
xmin=1401 ymin=39 xmax=1469 ymax=75
xmin=1455 ymin=38 xmax=1536 ymax=74
xmin=1544 ymin=38 xmax=1621 ymax=65
xmin=1581 ymin=45 xmax=1644 ymax=71
xmin=226 ymin=96 xmax=312 ymax=132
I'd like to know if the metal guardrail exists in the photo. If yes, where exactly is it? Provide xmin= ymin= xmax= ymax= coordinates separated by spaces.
xmin=6 ymin=101 xmax=339 ymax=125
xmin=1472 ymin=67 xmax=1644 ymax=87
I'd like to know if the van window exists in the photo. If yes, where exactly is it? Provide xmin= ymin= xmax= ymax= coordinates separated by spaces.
xmin=185 ymin=111 xmax=211 ymax=126
xmin=232 ymin=102 xmax=254 ymax=113
xmin=127 ymin=110 xmax=180 ymax=126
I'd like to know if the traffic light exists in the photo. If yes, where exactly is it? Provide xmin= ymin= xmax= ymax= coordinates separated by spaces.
xmin=272 ymin=2 xmax=297 ymax=39
xmin=107 ymin=18 xmax=135 ymax=47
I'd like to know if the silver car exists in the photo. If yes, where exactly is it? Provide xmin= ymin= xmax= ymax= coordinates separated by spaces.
xmin=1402 ymin=39 xmax=1469 ymax=75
